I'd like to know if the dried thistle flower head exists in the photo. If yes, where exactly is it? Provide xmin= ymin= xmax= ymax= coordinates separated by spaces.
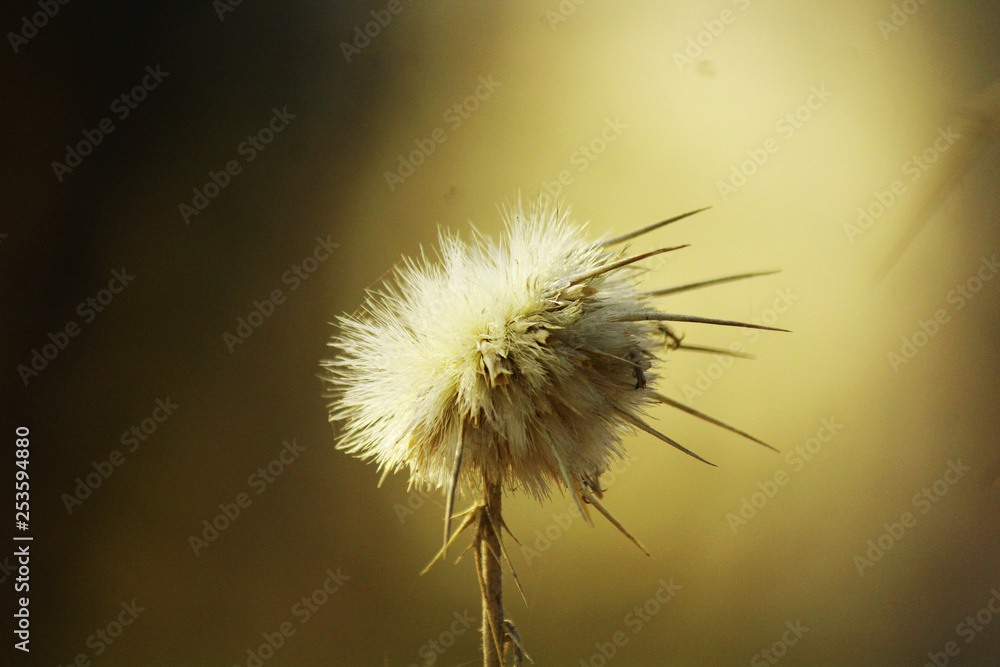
xmin=324 ymin=198 xmax=782 ymax=533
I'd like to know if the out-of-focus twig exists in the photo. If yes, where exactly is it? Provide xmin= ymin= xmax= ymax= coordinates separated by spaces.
xmin=875 ymin=79 xmax=1000 ymax=282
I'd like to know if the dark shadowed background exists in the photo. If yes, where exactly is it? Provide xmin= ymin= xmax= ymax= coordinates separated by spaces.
xmin=4 ymin=1 xmax=1000 ymax=665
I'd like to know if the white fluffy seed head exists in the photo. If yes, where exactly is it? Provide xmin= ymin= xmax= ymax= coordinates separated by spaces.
xmin=324 ymin=199 xmax=671 ymax=501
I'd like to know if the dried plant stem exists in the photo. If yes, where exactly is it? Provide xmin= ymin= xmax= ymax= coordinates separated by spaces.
xmin=477 ymin=480 xmax=505 ymax=667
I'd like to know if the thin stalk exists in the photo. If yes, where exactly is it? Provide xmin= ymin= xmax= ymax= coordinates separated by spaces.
xmin=479 ymin=480 xmax=505 ymax=666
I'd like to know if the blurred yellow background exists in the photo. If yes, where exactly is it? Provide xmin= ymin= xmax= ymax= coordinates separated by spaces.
xmin=11 ymin=1 xmax=1000 ymax=665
